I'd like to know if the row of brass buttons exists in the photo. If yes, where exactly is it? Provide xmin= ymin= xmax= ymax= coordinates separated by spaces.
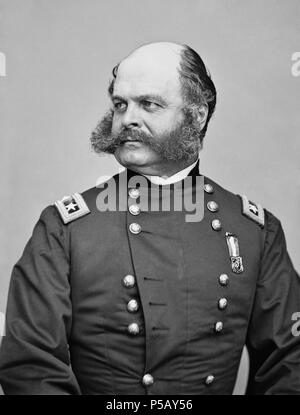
xmin=126 ymin=183 xmax=218 ymax=388
xmin=123 ymin=273 xmax=154 ymax=388
xmin=123 ymin=275 xmax=140 ymax=336
xmin=206 ymin=184 xmax=222 ymax=386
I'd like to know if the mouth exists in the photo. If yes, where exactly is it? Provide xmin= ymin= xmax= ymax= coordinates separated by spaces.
xmin=120 ymin=139 xmax=142 ymax=145
xmin=121 ymin=137 xmax=140 ymax=142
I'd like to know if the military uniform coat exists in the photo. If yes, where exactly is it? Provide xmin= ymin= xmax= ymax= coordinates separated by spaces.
xmin=0 ymin=163 xmax=299 ymax=394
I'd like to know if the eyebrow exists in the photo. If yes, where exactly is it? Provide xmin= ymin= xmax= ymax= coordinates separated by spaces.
xmin=111 ymin=94 xmax=168 ymax=106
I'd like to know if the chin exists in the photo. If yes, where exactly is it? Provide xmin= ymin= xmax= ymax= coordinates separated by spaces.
xmin=114 ymin=146 xmax=155 ymax=168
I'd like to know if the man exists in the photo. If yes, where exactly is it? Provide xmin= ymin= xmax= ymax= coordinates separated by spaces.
xmin=0 ymin=42 xmax=299 ymax=395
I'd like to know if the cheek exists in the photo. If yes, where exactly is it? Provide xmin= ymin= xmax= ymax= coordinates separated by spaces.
xmin=173 ymin=108 xmax=185 ymax=124
xmin=151 ymin=111 xmax=184 ymax=135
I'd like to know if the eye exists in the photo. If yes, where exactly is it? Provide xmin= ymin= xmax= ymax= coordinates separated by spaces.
xmin=141 ymin=100 xmax=161 ymax=111
xmin=113 ymin=101 xmax=127 ymax=111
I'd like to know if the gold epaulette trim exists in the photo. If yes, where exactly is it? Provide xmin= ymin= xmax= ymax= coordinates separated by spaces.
xmin=241 ymin=194 xmax=265 ymax=228
xmin=55 ymin=192 xmax=90 ymax=224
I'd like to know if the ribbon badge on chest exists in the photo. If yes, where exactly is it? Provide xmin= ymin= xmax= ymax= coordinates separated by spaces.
xmin=225 ymin=232 xmax=244 ymax=274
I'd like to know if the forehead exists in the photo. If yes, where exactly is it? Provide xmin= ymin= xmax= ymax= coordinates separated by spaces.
xmin=113 ymin=52 xmax=183 ymax=104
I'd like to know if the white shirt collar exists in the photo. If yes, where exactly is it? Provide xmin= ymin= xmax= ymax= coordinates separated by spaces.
xmin=142 ymin=159 xmax=199 ymax=186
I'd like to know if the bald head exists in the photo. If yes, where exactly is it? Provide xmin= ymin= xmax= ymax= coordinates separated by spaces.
xmin=123 ymin=42 xmax=183 ymax=69
xmin=125 ymin=41 xmax=183 ymax=58
xmin=113 ymin=42 xmax=184 ymax=109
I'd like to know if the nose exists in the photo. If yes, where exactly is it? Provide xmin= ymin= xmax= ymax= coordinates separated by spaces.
xmin=121 ymin=104 xmax=141 ymax=129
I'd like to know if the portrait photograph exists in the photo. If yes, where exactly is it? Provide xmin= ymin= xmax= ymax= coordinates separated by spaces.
xmin=0 ymin=0 xmax=299 ymax=397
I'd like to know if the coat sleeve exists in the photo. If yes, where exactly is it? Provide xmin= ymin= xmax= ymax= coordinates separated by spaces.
xmin=0 ymin=206 xmax=81 ymax=395
xmin=245 ymin=210 xmax=300 ymax=394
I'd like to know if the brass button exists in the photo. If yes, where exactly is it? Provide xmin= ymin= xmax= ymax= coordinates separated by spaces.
xmin=129 ymin=204 xmax=141 ymax=216
xmin=214 ymin=321 xmax=223 ymax=333
xmin=142 ymin=373 xmax=154 ymax=386
xmin=205 ymin=375 xmax=215 ymax=385
xmin=127 ymin=299 xmax=139 ymax=313
xmin=129 ymin=223 xmax=141 ymax=234
xmin=219 ymin=274 xmax=229 ymax=286
xmin=204 ymin=184 xmax=214 ymax=194
xmin=218 ymin=298 xmax=228 ymax=310
xmin=207 ymin=201 xmax=219 ymax=212
xmin=128 ymin=188 xmax=140 ymax=199
xmin=211 ymin=219 xmax=222 ymax=231
xmin=128 ymin=323 xmax=140 ymax=335
xmin=123 ymin=274 xmax=135 ymax=288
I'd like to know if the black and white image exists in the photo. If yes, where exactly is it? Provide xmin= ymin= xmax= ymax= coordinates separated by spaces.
xmin=0 ymin=0 xmax=300 ymax=396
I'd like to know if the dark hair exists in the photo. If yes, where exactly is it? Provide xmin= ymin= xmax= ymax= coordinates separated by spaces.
xmin=108 ymin=44 xmax=217 ymax=142
xmin=108 ymin=64 xmax=119 ymax=96
xmin=178 ymin=45 xmax=217 ymax=141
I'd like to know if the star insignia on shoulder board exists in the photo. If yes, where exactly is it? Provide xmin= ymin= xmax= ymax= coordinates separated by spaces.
xmin=240 ymin=194 xmax=265 ymax=227
xmin=64 ymin=201 xmax=78 ymax=213
xmin=55 ymin=193 xmax=90 ymax=224
xmin=248 ymin=203 xmax=258 ymax=215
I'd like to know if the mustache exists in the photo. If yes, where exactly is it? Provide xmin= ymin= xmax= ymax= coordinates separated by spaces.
xmin=113 ymin=129 xmax=153 ymax=145
xmin=108 ymin=129 xmax=164 ymax=156
xmin=90 ymin=111 xmax=158 ymax=154
xmin=90 ymin=108 xmax=202 ymax=161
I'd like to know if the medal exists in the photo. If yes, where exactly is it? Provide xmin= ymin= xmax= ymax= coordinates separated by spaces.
xmin=225 ymin=232 xmax=244 ymax=274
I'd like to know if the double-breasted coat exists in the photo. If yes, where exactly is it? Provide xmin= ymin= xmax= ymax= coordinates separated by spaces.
xmin=0 ymin=163 xmax=299 ymax=394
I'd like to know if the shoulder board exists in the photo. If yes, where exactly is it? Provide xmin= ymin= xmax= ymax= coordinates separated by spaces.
xmin=240 ymin=194 xmax=265 ymax=228
xmin=55 ymin=192 xmax=90 ymax=224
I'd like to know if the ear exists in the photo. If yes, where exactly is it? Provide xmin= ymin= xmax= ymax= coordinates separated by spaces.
xmin=196 ymin=104 xmax=209 ymax=130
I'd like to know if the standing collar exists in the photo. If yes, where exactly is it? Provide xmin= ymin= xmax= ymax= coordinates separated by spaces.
xmin=141 ymin=158 xmax=199 ymax=186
